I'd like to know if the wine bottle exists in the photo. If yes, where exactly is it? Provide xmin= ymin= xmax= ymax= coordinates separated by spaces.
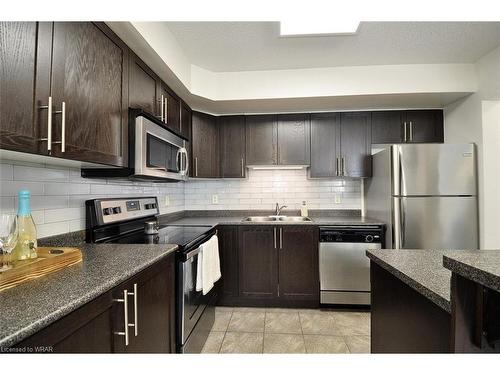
xmin=12 ymin=190 xmax=37 ymax=261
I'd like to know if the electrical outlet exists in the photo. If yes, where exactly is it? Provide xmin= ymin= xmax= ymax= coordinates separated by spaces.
xmin=164 ymin=195 xmax=170 ymax=206
xmin=334 ymin=194 xmax=342 ymax=204
xmin=212 ymin=194 xmax=218 ymax=204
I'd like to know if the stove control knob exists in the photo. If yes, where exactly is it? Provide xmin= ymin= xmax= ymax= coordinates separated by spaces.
xmin=365 ymin=235 xmax=374 ymax=243
xmin=113 ymin=207 xmax=122 ymax=214
xmin=103 ymin=208 xmax=112 ymax=215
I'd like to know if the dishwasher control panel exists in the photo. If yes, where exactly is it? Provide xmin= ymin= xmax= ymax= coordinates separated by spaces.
xmin=319 ymin=226 xmax=384 ymax=244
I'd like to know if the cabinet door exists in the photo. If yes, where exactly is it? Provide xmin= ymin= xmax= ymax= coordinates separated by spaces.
xmin=160 ymin=84 xmax=180 ymax=133
xmin=279 ymin=226 xmax=319 ymax=302
xmin=277 ymin=113 xmax=310 ymax=165
xmin=340 ymin=112 xmax=372 ymax=177
xmin=17 ymin=291 xmax=114 ymax=353
xmin=217 ymin=226 xmax=239 ymax=305
xmin=405 ymin=110 xmax=444 ymax=143
xmin=238 ymin=226 xmax=278 ymax=300
xmin=129 ymin=52 xmax=160 ymax=116
xmin=180 ymin=100 xmax=192 ymax=140
xmin=192 ymin=111 xmax=219 ymax=178
xmin=219 ymin=115 xmax=246 ymax=178
xmin=50 ymin=22 xmax=128 ymax=166
xmin=114 ymin=255 xmax=175 ymax=353
xmin=245 ymin=114 xmax=277 ymax=165
xmin=371 ymin=111 xmax=404 ymax=144
xmin=310 ymin=113 xmax=340 ymax=177
xmin=0 ymin=22 xmax=51 ymax=155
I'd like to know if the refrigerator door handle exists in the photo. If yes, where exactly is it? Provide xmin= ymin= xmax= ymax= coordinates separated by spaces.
xmin=393 ymin=198 xmax=405 ymax=249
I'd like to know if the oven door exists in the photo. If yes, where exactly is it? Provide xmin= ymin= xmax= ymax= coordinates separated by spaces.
xmin=179 ymin=248 xmax=214 ymax=348
xmin=134 ymin=115 xmax=188 ymax=181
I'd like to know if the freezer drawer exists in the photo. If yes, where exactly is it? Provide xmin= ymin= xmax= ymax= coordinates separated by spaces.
xmin=393 ymin=196 xmax=478 ymax=249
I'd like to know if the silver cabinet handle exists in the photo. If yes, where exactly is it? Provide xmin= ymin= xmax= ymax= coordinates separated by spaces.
xmin=113 ymin=289 xmax=129 ymax=346
xmin=52 ymin=102 xmax=66 ymax=152
xmin=38 ymin=96 xmax=53 ymax=152
xmin=403 ymin=121 xmax=407 ymax=142
xmin=241 ymin=157 xmax=244 ymax=177
xmin=274 ymin=227 xmax=277 ymax=249
xmin=342 ymin=156 xmax=346 ymax=177
xmin=279 ymin=228 xmax=283 ymax=249
xmin=409 ymin=121 xmax=413 ymax=142
xmin=160 ymin=95 xmax=164 ymax=122
xmin=335 ymin=157 xmax=339 ymax=176
xmin=127 ymin=283 xmax=138 ymax=336
xmin=164 ymin=96 xmax=168 ymax=124
xmin=195 ymin=157 xmax=198 ymax=177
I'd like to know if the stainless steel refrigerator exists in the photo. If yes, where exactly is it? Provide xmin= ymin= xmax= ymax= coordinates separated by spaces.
xmin=365 ymin=143 xmax=478 ymax=249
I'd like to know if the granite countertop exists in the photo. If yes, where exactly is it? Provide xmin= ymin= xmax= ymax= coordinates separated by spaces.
xmin=0 ymin=243 xmax=177 ymax=348
xmin=163 ymin=215 xmax=385 ymax=227
xmin=365 ymin=249 xmax=470 ymax=313
xmin=443 ymin=251 xmax=500 ymax=293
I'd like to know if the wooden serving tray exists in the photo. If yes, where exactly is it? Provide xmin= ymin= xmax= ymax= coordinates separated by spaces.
xmin=0 ymin=247 xmax=82 ymax=292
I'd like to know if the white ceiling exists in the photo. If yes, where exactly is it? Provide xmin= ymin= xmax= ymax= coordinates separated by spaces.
xmin=165 ymin=22 xmax=500 ymax=72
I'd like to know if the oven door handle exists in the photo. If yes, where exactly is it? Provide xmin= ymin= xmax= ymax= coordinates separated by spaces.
xmin=185 ymin=247 xmax=200 ymax=260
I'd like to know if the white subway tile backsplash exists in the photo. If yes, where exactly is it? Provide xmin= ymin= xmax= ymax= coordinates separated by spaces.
xmin=14 ymin=165 xmax=69 ymax=182
xmin=0 ymin=162 xmax=185 ymax=238
xmin=0 ymin=164 xmax=13 ymax=180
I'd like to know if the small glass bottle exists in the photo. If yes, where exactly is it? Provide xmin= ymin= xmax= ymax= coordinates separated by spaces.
xmin=300 ymin=201 xmax=308 ymax=217
xmin=12 ymin=190 xmax=38 ymax=261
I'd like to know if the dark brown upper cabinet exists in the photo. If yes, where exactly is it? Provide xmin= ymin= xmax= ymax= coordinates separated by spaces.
xmin=159 ymin=83 xmax=180 ymax=133
xmin=277 ymin=113 xmax=311 ymax=165
xmin=278 ymin=226 xmax=319 ymax=303
xmin=129 ymin=52 xmax=161 ymax=117
xmin=371 ymin=111 xmax=405 ymax=144
xmin=219 ymin=115 xmax=246 ymax=178
xmin=310 ymin=113 xmax=341 ymax=178
xmin=245 ymin=114 xmax=278 ymax=165
xmin=310 ymin=112 xmax=371 ymax=178
xmin=0 ymin=22 xmax=49 ymax=155
xmin=50 ymin=22 xmax=129 ymax=167
xmin=191 ymin=111 xmax=219 ymax=178
xmin=1 ymin=22 xmax=129 ymax=167
xmin=371 ymin=109 xmax=444 ymax=144
xmin=339 ymin=112 xmax=372 ymax=178
xmin=180 ymin=100 xmax=192 ymax=140
xmin=238 ymin=226 xmax=278 ymax=300
xmin=405 ymin=110 xmax=444 ymax=143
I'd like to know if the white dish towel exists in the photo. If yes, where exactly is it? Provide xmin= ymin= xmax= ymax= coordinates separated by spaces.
xmin=195 ymin=234 xmax=221 ymax=295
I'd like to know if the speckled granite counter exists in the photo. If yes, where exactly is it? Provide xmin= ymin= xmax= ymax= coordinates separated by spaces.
xmin=443 ymin=250 xmax=500 ymax=293
xmin=0 ymin=243 xmax=177 ymax=348
xmin=366 ymin=249 xmax=472 ymax=313
xmin=162 ymin=215 xmax=385 ymax=227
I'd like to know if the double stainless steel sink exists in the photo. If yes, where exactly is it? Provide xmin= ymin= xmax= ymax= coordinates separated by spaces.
xmin=242 ymin=216 xmax=313 ymax=222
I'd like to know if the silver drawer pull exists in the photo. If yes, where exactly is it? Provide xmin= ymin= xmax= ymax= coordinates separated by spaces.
xmin=127 ymin=283 xmax=138 ymax=336
xmin=52 ymin=101 xmax=66 ymax=152
xmin=113 ymin=289 xmax=129 ymax=346
xmin=241 ymin=157 xmax=244 ymax=177
xmin=38 ymin=96 xmax=52 ymax=152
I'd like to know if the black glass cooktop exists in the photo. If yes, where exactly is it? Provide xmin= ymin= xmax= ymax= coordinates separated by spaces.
xmin=107 ymin=225 xmax=214 ymax=249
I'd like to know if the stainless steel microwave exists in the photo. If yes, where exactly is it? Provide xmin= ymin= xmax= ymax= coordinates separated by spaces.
xmin=81 ymin=110 xmax=188 ymax=182
xmin=132 ymin=114 xmax=188 ymax=181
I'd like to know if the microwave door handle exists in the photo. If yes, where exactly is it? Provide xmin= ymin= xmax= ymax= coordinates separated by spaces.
xmin=176 ymin=148 xmax=181 ymax=173
xmin=179 ymin=147 xmax=189 ymax=175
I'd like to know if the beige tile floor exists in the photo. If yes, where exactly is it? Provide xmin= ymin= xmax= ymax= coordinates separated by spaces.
xmin=202 ymin=307 xmax=370 ymax=354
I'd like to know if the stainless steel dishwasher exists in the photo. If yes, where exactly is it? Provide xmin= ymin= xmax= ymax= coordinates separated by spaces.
xmin=319 ymin=226 xmax=384 ymax=305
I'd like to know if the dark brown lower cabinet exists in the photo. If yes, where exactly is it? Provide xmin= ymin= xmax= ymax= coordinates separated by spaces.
xmin=217 ymin=226 xmax=239 ymax=305
xmin=278 ymin=226 xmax=319 ymax=302
xmin=219 ymin=225 xmax=319 ymax=308
xmin=238 ymin=226 xmax=278 ymax=301
xmin=16 ymin=254 xmax=175 ymax=353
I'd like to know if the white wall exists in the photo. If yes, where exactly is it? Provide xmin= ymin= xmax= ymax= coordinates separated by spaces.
xmin=0 ymin=161 xmax=184 ymax=238
xmin=444 ymin=45 xmax=500 ymax=249
xmin=185 ymin=169 xmax=361 ymax=211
